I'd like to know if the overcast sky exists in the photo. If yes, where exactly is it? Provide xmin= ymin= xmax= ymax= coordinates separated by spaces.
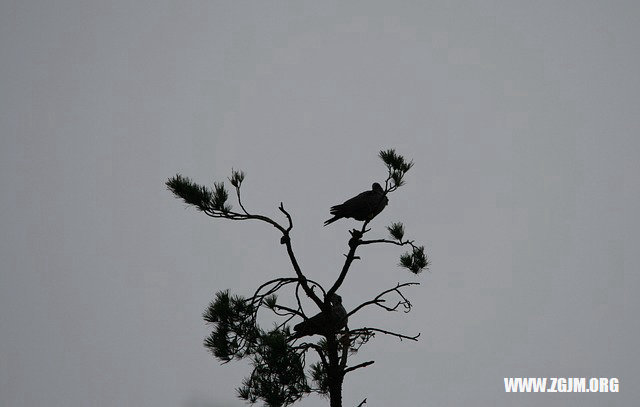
xmin=1 ymin=1 xmax=639 ymax=406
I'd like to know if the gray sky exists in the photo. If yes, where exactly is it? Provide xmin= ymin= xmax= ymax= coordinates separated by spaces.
xmin=1 ymin=1 xmax=639 ymax=406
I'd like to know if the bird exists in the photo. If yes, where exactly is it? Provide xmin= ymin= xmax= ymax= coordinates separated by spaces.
xmin=324 ymin=183 xmax=388 ymax=226
xmin=292 ymin=294 xmax=347 ymax=339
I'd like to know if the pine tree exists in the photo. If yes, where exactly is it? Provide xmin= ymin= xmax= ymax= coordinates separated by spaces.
xmin=166 ymin=149 xmax=429 ymax=407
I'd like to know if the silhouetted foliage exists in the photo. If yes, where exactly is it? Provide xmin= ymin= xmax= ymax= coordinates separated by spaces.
xmin=237 ymin=329 xmax=309 ymax=406
xmin=167 ymin=149 xmax=429 ymax=407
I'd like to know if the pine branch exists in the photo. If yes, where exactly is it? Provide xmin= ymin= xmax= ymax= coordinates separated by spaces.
xmin=379 ymin=148 xmax=413 ymax=191
xmin=399 ymin=245 xmax=429 ymax=274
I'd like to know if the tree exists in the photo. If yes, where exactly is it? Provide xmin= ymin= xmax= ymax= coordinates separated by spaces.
xmin=166 ymin=149 xmax=429 ymax=407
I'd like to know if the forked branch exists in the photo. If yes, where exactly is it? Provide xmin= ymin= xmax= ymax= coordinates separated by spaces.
xmin=348 ymin=282 xmax=419 ymax=317
xmin=349 ymin=327 xmax=420 ymax=342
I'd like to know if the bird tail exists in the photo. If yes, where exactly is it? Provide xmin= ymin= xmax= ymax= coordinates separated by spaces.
xmin=291 ymin=320 xmax=308 ymax=340
xmin=323 ymin=216 xmax=339 ymax=226
xmin=324 ymin=204 xmax=343 ymax=226
xmin=329 ymin=204 xmax=342 ymax=215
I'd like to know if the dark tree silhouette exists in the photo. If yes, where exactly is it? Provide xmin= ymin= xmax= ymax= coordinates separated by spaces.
xmin=166 ymin=149 xmax=429 ymax=407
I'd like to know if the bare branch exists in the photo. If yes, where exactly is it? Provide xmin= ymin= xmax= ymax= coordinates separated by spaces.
xmin=349 ymin=327 xmax=421 ymax=342
xmin=233 ymin=185 xmax=250 ymax=215
xmin=295 ymin=283 xmax=307 ymax=319
xmin=274 ymin=312 xmax=297 ymax=331
xmin=202 ymin=207 xmax=287 ymax=234
xmin=344 ymin=361 xmax=375 ymax=374
xmin=272 ymin=304 xmax=304 ymax=318
xmin=208 ymin=199 xmax=322 ymax=310
xmin=327 ymin=221 xmax=370 ymax=297
xmin=359 ymin=238 xmax=414 ymax=246
xmin=281 ymin=235 xmax=324 ymax=309
xmin=348 ymin=282 xmax=419 ymax=317
xmin=247 ymin=277 xmax=326 ymax=327
xmin=279 ymin=202 xmax=293 ymax=232
xmin=251 ymin=277 xmax=298 ymax=300
xmin=310 ymin=343 xmax=328 ymax=369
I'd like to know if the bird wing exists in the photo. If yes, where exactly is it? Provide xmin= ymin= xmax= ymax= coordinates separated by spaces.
xmin=348 ymin=190 xmax=389 ymax=221
xmin=326 ymin=188 xmax=388 ymax=225
xmin=294 ymin=311 xmax=329 ymax=336
xmin=339 ymin=191 xmax=376 ymax=219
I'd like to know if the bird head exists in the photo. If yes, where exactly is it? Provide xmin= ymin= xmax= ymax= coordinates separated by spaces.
xmin=327 ymin=293 xmax=342 ymax=305
xmin=372 ymin=183 xmax=384 ymax=193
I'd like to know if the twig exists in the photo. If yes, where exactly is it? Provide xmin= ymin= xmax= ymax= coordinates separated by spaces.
xmin=233 ymin=185 xmax=250 ymax=215
xmin=344 ymin=361 xmax=375 ymax=374
xmin=359 ymin=238 xmax=414 ymax=246
xmin=202 ymin=208 xmax=286 ymax=234
xmin=349 ymin=327 xmax=420 ymax=341
xmin=282 ymin=235 xmax=324 ymax=309
xmin=348 ymin=282 xmax=419 ymax=317
xmin=278 ymin=202 xmax=293 ymax=232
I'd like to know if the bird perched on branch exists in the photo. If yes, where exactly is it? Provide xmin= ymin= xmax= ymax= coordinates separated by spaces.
xmin=324 ymin=183 xmax=388 ymax=226
xmin=292 ymin=294 xmax=347 ymax=339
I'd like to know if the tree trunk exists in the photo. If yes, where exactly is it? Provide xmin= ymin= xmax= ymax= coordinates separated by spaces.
xmin=326 ymin=336 xmax=344 ymax=407
xmin=329 ymin=378 xmax=343 ymax=407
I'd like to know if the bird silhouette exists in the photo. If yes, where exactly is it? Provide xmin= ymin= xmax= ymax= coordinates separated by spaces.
xmin=324 ymin=183 xmax=388 ymax=226
xmin=292 ymin=294 xmax=347 ymax=339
